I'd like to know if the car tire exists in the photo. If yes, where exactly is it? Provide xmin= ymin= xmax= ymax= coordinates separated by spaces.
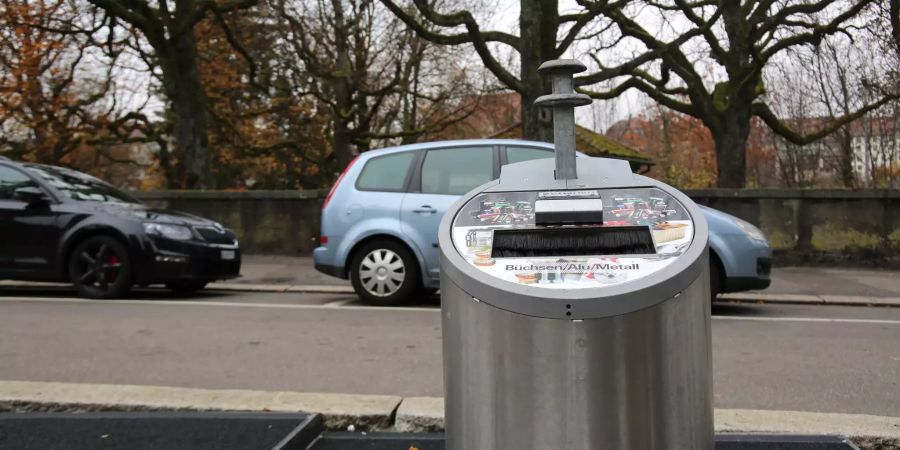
xmin=350 ymin=240 xmax=420 ymax=306
xmin=166 ymin=280 xmax=209 ymax=295
xmin=69 ymin=235 xmax=133 ymax=299
xmin=709 ymin=257 xmax=723 ymax=302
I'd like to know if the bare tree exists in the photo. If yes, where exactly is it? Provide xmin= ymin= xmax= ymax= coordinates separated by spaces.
xmin=580 ymin=0 xmax=900 ymax=187
xmin=379 ymin=0 xmax=620 ymax=141
xmin=85 ymin=0 xmax=258 ymax=188
xmin=271 ymin=0 xmax=480 ymax=170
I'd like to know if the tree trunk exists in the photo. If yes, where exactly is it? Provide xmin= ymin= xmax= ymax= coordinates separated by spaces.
xmin=711 ymin=112 xmax=751 ymax=188
xmin=332 ymin=109 xmax=354 ymax=170
xmin=518 ymin=0 xmax=557 ymax=142
xmin=161 ymin=29 xmax=212 ymax=189
xmin=329 ymin=0 xmax=357 ymax=171
xmin=837 ymin=129 xmax=856 ymax=188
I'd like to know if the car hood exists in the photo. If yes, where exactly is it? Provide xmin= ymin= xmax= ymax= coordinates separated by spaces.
xmin=698 ymin=204 xmax=750 ymax=235
xmin=81 ymin=202 xmax=220 ymax=227
xmin=698 ymin=205 xmax=730 ymax=221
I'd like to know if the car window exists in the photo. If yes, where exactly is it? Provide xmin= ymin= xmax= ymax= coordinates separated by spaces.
xmin=0 ymin=166 xmax=39 ymax=201
xmin=506 ymin=146 xmax=553 ymax=165
xmin=421 ymin=147 xmax=493 ymax=195
xmin=356 ymin=151 xmax=416 ymax=192
xmin=24 ymin=165 xmax=138 ymax=204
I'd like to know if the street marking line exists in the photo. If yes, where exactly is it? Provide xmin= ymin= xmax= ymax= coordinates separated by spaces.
xmin=712 ymin=315 xmax=900 ymax=325
xmin=2 ymin=297 xmax=899 ymax=324
xmin=4 ymin=281 xmax=899 ymax=306
xmin=3 ymin=297 xmax=900 ymax=324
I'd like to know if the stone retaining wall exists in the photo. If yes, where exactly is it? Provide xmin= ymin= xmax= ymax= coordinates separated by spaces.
xmin=134 ymin=189 xmax=900 ymax=265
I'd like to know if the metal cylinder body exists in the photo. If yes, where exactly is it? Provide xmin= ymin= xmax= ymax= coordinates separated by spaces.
xmin=441 ymin=269 xmax=713 ymax=450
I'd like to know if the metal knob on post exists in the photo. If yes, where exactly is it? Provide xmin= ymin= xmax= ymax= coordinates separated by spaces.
xmin=534 ymin=59 xmax=593 ymax=180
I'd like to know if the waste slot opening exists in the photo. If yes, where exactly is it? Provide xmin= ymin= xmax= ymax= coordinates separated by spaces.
xmin=490 ymin=226 xmax=656 ymax=258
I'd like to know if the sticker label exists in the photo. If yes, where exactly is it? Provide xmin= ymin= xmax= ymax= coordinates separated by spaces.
xmin=451 ymin=188 xmax=694 ymax=289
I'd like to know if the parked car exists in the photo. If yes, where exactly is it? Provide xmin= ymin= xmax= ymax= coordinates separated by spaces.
xmin=0 ymin=158 xmax=241 ymax=298
xmin=314 ymin=140 xmax=772 ymax=306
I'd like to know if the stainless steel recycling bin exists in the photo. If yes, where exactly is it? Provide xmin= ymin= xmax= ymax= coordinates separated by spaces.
xmin=438 ymin=60 xmax=713 ymax=450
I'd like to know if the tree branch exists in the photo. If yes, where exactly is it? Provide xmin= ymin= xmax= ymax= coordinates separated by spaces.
xmin=581 ymin=77 xmax=696 ymax=116
xmin=753 ymin=95 xmax=900 ymax=145
xmin=760 ymin=0 xmax=871 ymax=59
xmin=378 ymin=0 xmax=523 ymax=91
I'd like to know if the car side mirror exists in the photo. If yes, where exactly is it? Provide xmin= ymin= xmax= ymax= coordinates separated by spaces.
xmin=14 ymin=186 xmax=50 ymax=205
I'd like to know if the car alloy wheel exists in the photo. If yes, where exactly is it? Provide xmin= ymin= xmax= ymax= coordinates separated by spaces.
xmin=359 ymin=248 xmax=406 ymax=297
xmin=349 ymin=240 xmax=420 ymax=306
xmin=69 ymin=235 xmax=132 ymax=299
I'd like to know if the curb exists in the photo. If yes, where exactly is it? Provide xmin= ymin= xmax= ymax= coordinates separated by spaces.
xmin=0 ymin=280 xmax=356 ymax=295
xmin=0 ymin=381 xmax=399 ymax=431
xmin=720 ymin=292 xmax=900 ymax=307
xmin=393 ymin=396 xmax=900 ymax=442
xmin=1 ymin=381 xmax=898 ymax=445
xmin=201 ymin=283 xmax=356 ymax=294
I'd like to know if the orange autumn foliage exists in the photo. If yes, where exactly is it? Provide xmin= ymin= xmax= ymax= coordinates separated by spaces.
xmin=608 ymin=110 xmax=717 ymax=188
xmin=608 ymin=109 xmax=778 ymax=188
xmin=0 ymin=0 xmax=111 ymax=165
xmin=195 ymin=16 xmax=331 ymax=189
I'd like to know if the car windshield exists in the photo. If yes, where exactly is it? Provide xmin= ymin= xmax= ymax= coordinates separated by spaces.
xmin=25 ymin=165 xmax=139 ymax=204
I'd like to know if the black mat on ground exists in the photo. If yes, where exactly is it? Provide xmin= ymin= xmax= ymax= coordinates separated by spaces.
xmin=0 ymin=412 xmax=323 ymax=450
xmin=309 ymin=432 xmax=447 ymax=450
xmin=309 ymin=433 xmax=859 ymax=450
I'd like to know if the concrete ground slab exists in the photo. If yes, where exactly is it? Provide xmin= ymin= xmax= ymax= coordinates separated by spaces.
xmin=393 ymin=397 xmax=444 ymax=432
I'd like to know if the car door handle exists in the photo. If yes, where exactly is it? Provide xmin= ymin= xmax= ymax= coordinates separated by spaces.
xmin=412 ymin=205 xmax=437 ymax=214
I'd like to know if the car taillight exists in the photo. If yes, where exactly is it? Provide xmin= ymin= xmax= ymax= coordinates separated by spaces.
xmin=320 ymin=235 xmax=328 ymax=245
xmin=323 ymin=156 xmax=359 ymax=210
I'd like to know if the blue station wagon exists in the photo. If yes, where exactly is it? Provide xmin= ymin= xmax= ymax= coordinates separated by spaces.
xmin=314 ymin=140 xmax=772 ymax=306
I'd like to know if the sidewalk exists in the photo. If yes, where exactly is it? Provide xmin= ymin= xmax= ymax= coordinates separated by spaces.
xmin=2 ymin=255 xmax=898 ymax=305
xmin=1 ymin=380 xmax=898 ymax=444
xmin=235 ymin=255 xmax=900 ymax=297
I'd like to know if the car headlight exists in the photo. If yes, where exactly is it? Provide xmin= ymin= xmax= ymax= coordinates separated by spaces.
xmin=143 ymin=223 xmax=193 ymax=240
xmin=731 ymin=217 xmax=767 ymax=242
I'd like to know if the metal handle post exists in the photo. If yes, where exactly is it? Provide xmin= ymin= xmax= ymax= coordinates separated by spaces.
xmin=533 ymin=59 xmax=593 ymax=180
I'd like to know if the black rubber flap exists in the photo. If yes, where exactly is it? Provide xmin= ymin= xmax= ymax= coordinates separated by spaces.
xmin=310 ymin=432 xmax=446 ymax=449
xmin=491 ymin=226 xmax=655 ymax=258
xmin=0 ymin=412 xmax=322 ymax=450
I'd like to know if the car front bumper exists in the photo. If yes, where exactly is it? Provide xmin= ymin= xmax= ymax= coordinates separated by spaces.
xmin=134 ymin=236 xmax=241 ymax=284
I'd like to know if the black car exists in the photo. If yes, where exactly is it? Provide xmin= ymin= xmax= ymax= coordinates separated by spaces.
xmin=0 ymin=158 xmax=241 ymax=298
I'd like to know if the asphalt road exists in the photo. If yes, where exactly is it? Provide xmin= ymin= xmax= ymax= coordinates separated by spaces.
xmin=0 ymin=288 xmax=898 ymax=417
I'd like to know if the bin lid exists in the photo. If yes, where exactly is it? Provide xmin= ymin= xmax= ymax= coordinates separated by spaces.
xmin=439 ymin=157 xmax=708 ymax=319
